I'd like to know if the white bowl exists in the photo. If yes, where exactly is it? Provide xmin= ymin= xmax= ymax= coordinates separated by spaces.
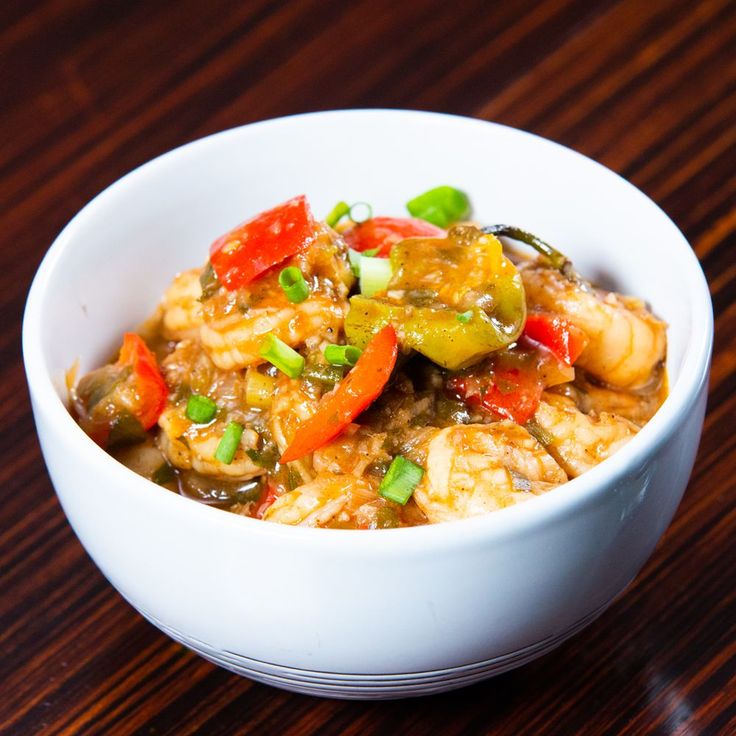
xmin=23 ymin=110 xmax=712 ymax=699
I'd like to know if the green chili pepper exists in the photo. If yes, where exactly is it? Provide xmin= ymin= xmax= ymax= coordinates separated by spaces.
xmin=481 ymin=225 xmax=575 ymax=279
xmin=345 ymin=296 xmax=522 ymax=370
xmin=344 ymin=226 xmax=525 ymax=370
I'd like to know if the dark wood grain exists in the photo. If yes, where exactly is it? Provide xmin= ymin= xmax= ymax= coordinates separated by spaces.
xmin=2 ymin=0 xmax=735 ymax=733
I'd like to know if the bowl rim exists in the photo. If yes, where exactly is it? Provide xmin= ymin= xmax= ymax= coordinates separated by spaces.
xmin=22 ymin=108 xmax=714 ymax=550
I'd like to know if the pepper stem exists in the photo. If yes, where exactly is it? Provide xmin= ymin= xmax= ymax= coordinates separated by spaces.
xmin=482 ymin=225 xmax=576 ymax=280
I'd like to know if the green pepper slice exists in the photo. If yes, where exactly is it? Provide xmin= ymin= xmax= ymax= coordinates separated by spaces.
xmin=344 ymin=226 xmax=525 ymax=370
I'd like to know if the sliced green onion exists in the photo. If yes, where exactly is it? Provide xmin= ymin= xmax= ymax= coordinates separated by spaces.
xmin=324 ymin=343 xmax=362 ymax=366
xmin=349 ymin=202 xmax=373 ymax=223
xmin=215 ymin=421 xmax=244 ymax=465
xmin=456 ymin=309 xmax=473 ymax=323
xmin=379 ymin=455 xmax=424 ymax=505
xmin=245 ymin=368 xmax=275 ymax=409
xmin=186 ymin=394 xmax=218 ymax=423
xmin=407 ymin=186 xmax=470 ymax=227
xmin=360 ymin=256 xmax=393 ymax=297
xmin=326 ymin=201 xmax=350 ymax=228
xmin=278 ymin=266 xmax=310 ymax=303
xmin=348 ymin=248 xmax=363 ymax=277
xmin=259 ymin=333 xmax=305 ymax=378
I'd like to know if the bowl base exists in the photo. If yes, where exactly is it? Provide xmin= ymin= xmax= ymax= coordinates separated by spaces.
xmin=136 ymin=600 xmax=612 ymax=700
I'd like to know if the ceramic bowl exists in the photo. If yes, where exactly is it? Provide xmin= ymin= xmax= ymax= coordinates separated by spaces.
xmin=23 ymin=110 xmax=712 ymax=699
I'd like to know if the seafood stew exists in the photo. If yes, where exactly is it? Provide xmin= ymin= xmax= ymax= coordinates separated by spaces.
xmin=71 ymin=188 xmax=667 ymax=528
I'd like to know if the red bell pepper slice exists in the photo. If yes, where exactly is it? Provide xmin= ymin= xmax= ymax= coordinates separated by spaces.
xmin=522 ymin=312 xmax=588 ymax=367
xmin=255 ymin=482 xmax=280 ymax=519
xmin=343 ymin=216 xmax=444 ymax=256
xmin=280 ymin=325 xmax=398 ymax=463
xmin=116 ymin=333 xmax=168 ymax=429
xmin=448 ymin=365 xmax=543 ymax=426
xmin=209 ymin=195 xmax=315 ymax=290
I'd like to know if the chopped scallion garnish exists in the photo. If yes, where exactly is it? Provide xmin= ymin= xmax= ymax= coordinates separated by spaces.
xmin=359 ymin=255 xmax=393 ymax=297
xmin=406 ymin=185 xmax=470 ymax=228
xmin=348 ymin=248 xmax=363 ymax=277
xmin=324 ymin=344 xmax=362 ymax=367
xmin=456 ymin=310 xmax=473 ymax=324
xmin=259 ymin=333 xmax=305 ymax=378
xmin=215 ymin=421 xmax=244 ymax=465
xmin=278 ymin=266 xmax=310 ymax=303
xmin=326 ymin=201 xmax=350 ymax=228
xmin=349 ymin=201 xmax=373 ymax=223
xmin=379 ymin=455 xmax=424 ymax=505
xmin=185 ymin=394 xmax=218 ymax=424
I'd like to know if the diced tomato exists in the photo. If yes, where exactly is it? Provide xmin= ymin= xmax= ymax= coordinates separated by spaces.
xmin=448 ymin=364 xmax=543 ymax=426
xmin=280 ymin=326 xmax=398 ymax=463
xmin=343 ymin=217 xmax=445 ymax=256
xmin=116 ymin=333 xmax=168 ymax=429
xmin=522 ymin=312 xmax=588 ymax=367
xmin=209 ymin=195 xmax=315 ymax=290
xmin=255 ymin=483 xmax=279 ymax=519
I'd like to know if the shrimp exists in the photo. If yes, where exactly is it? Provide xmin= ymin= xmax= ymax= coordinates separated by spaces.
xmin=199 ymin=226 xmax=353 ymax=371
xmin=269 ymin=374 xmax=321 ymax=451
xmin=414 ymin=422 xmax=567 ymax=524
xmin=160 ymin=339 xmax=250 ymax=413
xmin=551 ymin=370 xmax=666 ymax=426
xmin=520 ymin=263 xmax=666 ymax=389
xmin=533 ymin=393 xmax=638 ymax=477
xmin=160 ymin=269 xmax=204 ymax=341
xmin=157 ymin=406 xmax=265 ymax=480
xmin=263 ymin=473 xmax=377 ymax=527
xmin=158 ymin=343 xmax=269 ymax=480
xmin=200 ymin=296 xmax=346 ymax=370
xmin=312 ymin=425 xmax=390 ymax=477
xmin=266 ymin=373 xmax=323 ymax=482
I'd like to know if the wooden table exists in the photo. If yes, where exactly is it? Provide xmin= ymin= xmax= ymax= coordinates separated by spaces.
xmin=2 ymin=0 xmax=734 ymax=733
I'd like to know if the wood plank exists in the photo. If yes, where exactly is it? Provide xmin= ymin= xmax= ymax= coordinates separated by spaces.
xmin=1 ymin=0 xmax=734 ymax=732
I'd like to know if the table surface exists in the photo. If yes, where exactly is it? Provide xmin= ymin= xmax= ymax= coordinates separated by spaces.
xmin=2 ymin=0 xmax=735 ymax=733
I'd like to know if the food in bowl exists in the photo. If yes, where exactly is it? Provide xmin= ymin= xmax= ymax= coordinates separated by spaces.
xmin=70 ymin=186 xmax=667 ymax=528
xmin=72 ymin=187 xmax=666 ymax=529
